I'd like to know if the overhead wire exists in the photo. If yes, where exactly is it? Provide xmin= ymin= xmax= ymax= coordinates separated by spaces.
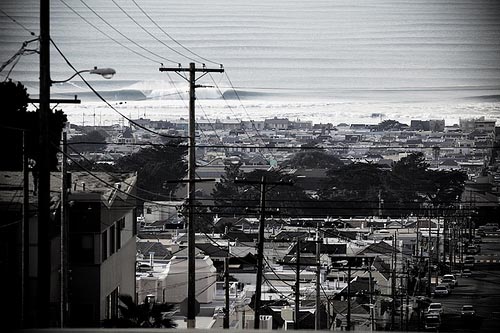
xmin=59 ymin=0 xmax=162 ymax=64
xmin=206 ymin=73 xmax=276 ymax=163
xmin=110 ymin=0 xmax=200 ymax=64
xmin=0 ymin=37 xmax=39 ymax=75
xmin=78 ymin=0 xmax=179 ymax=65
xmin=130 ymin=0 xmax=221 ymax=66
xmin=50 ymin=38 xmax=188 ymax=139
xmin=0 ymin=8 xmax=36 ymax=36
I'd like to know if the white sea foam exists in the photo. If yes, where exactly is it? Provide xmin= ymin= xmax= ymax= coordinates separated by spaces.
xmin=2 ymin=0 xmax=499 ymax=125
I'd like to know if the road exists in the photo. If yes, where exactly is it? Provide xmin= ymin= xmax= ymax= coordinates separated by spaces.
xmin=431 ymin=235 xmax=500 ymax=332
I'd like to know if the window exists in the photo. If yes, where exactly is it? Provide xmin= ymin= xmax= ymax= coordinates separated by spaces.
xmin=70 ymin=234 xmax=94 ymax=264
xmin=105 ymin=287 xmax=119 ymax=320
xmin=102 ymin=230 xmax=108 ymax=261
xmin=116 ymin=221 xmax=121 ymax=250
xmin=110 ymin=225 xmax=115 ymax=255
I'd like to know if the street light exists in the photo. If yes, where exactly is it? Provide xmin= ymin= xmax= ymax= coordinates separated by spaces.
xmin=51 ymin=66 xmax=116 ymax=84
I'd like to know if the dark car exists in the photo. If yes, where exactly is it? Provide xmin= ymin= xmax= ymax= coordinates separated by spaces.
xmin=461 ymin=305 xmax=476 ymax=318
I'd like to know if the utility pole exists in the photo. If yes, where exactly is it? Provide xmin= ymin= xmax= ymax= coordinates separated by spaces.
xmin=428 ymin=218 xmax=432 ymax=298
xmin=347 ymin=263 xmax=352 ymax=331
xmin=224 ymin=257 xmax=230 ymax=329
xmin=234 ymin=176 xmax=292 ymax=329
xmin=22 ymin=130 xmax=29 ymax=326
xmin=368 ymin=266 xmax=375 ymax=332
xmin=391 ymin=236 xmax=396 ymax=331
xmin=38 ymin=0 xmax=51 ymax=327
xmin=160 ymin=63 xmax=223 ymax=328
xmin=38 ymin=1 xmax=81 ymax=327
xmin=406 ymin=263 xmax=410 ymax=332
xmin=295 ymin=238 xmax=301 ymax=330
xmin=60 ymin=130 xmax=68 ymax=327
xmin=315 ymin=222 xmax=321 ymax=330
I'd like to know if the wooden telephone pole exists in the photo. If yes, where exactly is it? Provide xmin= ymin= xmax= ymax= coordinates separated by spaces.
xmin=234 ymin=176 xmax=292 ymax=329
xmin=37 ymin=1 xmax=80 ymax=327
xmin=159 ymin=63 xmax=223 ymax=328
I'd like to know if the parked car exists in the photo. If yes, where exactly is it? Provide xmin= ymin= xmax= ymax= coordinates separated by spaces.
xmin=433 ymin=285 xmax=450 ymax=297
xmin=461 ymin=305 xmax=476 ymax=318
xmin=427 ymin=302 xmax=444 ymax=315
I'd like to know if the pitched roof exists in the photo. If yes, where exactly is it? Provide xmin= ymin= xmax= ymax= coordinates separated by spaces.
xmin=195 ymin=243 xmax=229 ymax=258
xmin=372 ymin=257 xmax=391 ymax=280
xmin=136 ymin=241 xmax=172 ymax=259
xmin=286 ymin=241 xmax=347 ymax=256
xmin=358 ymin=241 xmax=398 ymax=256
xmin=224 ymin=230 xmax=258 ymax=243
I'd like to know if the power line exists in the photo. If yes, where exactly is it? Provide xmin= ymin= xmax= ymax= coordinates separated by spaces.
xmin=58 ymin=0 xmax=161 ymax=64
xmin=0 ymin=8 xmax=36 ymax=36
xmin=206 ymin=73 xmax=276 ymax=163
xmin=130 ymin=0 xmax=221 ymax=66
xmin=63 ymin=140 xmax=500 ymax=151
xmin=78 ymin=0 xmax=178 ymax=64
xmin=110 ymin=0 xmax=200 ymax=64
xmin=50 ymin=38 xmax=188 ymax=139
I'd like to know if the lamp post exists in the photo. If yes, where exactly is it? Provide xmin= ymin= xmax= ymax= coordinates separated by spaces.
xmin=52 ymin=67 xmax=116 ymax=84
xmin=57 ymin=67 xmax=115 ymax=328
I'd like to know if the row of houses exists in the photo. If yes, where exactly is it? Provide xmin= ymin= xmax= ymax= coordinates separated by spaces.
xmin=68 ymin=116 xmax=498 ymax=181
xmin=2 ymin=165 xmax=488 ymax=329
xmin=136 ymin=213 xmax=454 ymax=330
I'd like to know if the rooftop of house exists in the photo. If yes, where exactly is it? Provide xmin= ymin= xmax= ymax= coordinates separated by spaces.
xmin=0 ymin=171 xmax=136 ymax=208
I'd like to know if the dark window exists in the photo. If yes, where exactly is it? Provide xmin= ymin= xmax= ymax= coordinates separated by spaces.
xmin=102 ymin=230 xmax=108 ymax=261
xmin=110 ymin=225 xmax=115 ymax=255
xmin=116 ymin=221 xmax=121 ymax=250
xmin=69 ymin=202 xmax=101 ymax=232
xmin=105 ymin=287 xmax=119 ymax=320
xmin=70 ymin=234 xmax=94 ymax=264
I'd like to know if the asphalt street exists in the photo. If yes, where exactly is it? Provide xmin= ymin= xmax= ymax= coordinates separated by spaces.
xmin=429 ymin=235 xmax=500 ymax=332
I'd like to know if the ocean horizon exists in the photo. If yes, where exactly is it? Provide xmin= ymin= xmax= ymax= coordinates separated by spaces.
xmin=1 ymin=0 xmax=499 ymax=126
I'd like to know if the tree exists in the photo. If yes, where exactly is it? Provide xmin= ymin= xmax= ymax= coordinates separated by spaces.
xmin=377 ymin=119 xmax=408 ymax=131
xmin=321 ymin=162 xmax=387 ymax=216
xmin=102 ymin=294 xmax=177 ymax=328
xmin=212 ymin=165 xmax=313 ymax=217
xmin=68 ymin=130 xmax=107 ymax=153
xmin=113 ymin=141 xmax=187 ymax=201
xmin=0 ymin=80 xmax=67 ymax=171
xmin=285 ymin=150 xmax=343 ymax=169
xmin=319 ymin=153 xmax=467 ymax=217
xmin=211 ymin=161 xmax=246 ymax=216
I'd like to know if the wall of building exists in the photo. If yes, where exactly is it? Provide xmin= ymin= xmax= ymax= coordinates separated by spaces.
xmin=100 ymin=235 xmax=136 ymax=321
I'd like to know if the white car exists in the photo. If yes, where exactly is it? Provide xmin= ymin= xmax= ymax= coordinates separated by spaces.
xmin=442 ymin=274 xmax=457 ymax=285
xmin=427 ymin=302 xmax=444 ymax=315
xmin=433 ymin=285 xmax=450 ymax=297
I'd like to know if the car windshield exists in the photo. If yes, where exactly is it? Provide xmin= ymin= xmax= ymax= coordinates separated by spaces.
xmin=463 ymin=306 xmax=473 ymax=311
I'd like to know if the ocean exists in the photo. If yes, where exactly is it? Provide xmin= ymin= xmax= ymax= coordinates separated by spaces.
xmin=1 ymin=0 xmax=500 ymax=126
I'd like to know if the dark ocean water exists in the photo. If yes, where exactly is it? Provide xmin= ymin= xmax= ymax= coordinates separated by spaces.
xmin=1 ymin=0 xmax=499 ymax=125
